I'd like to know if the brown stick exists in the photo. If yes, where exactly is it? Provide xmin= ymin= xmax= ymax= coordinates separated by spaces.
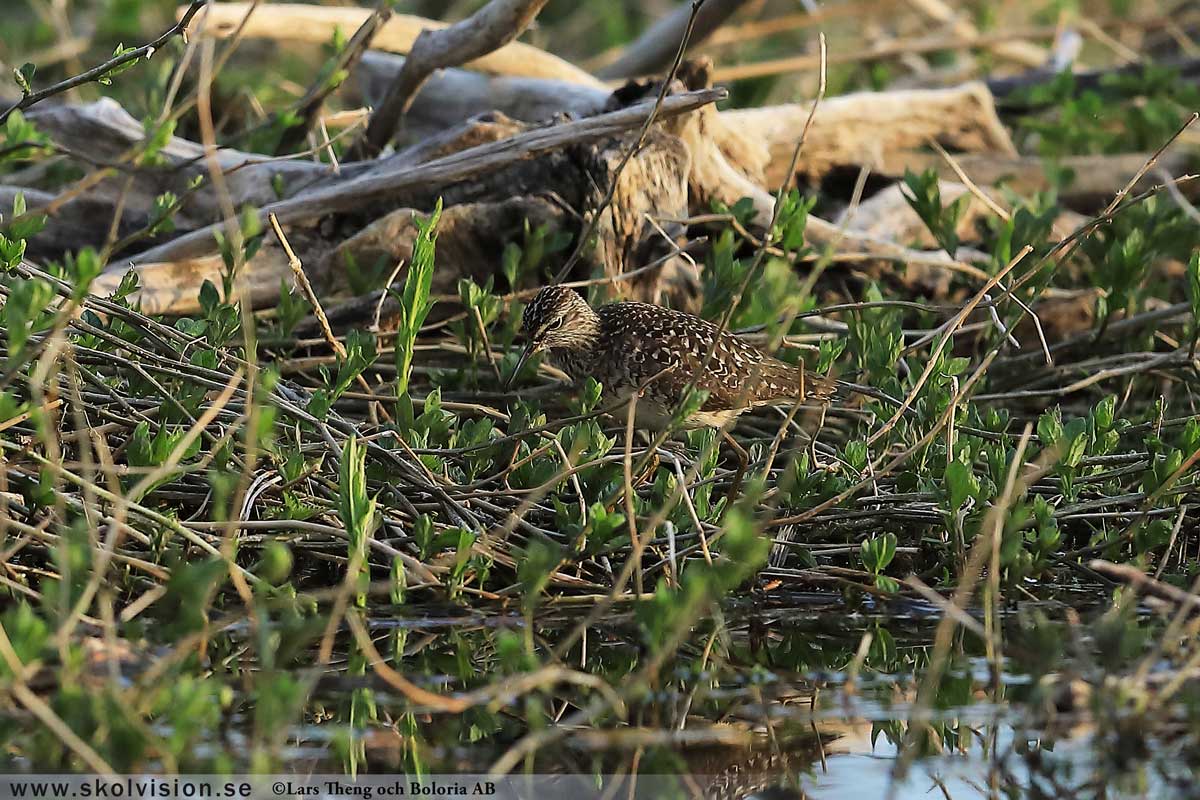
xmin=598 ymin=0 xmax=752 ymax=80
xmin=1089 ymin=560 xmax=1200 ymax=611
xmin=363 ymin=0 xmax=551 ymax=154
xmin=275 ymin=3 xmax=391 ymax=155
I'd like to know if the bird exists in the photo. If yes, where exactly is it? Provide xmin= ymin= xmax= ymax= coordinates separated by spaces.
xmin=510 ymin=286 xmax=834 ymax=493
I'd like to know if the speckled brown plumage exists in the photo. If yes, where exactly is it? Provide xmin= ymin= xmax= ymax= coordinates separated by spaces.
xmin=515 ymin=286 xmax=834 ymax=430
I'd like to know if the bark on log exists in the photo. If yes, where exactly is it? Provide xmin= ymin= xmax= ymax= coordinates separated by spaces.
xmin=25 ymin=98 xmax=334 ymax=230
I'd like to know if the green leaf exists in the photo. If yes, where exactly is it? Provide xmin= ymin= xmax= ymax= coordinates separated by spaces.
xmin=198 ymin=279 xmax=219 ymax=316
xmin=874 ymin=575 xmax=901 ymax=594
xmin=579 ymin=377 xmax=603 ymax=414
xmin=149 ymin=191 xmax=179 ymax=235
xmin=518 ymin=537 xmax=562 ymax=611
xmin=13 ymin=62 xmax=35 ymax=95
xmin=1037 ymin=408 xmax=1063 ymax=446
xmin=944 ymin=460 xmax=979 ymax=509
xmin=112 ymin=268 xmax=140 ymax=302
xmin=1063 ymin=432 xmax=1087 ymax=468
xmin=944 ymin=356 xmax=970 ymax=376
xmin=138 ymin=117 xmax=177 ymax=166
xmin=1093 ymin=395 xmax=1117 ymax=431
xmin=338 ymin=436 xmax=378 ymax=606
xmin=861 ymin=533 xmax=897 ymax=574
xmin=901 ymin=168 xmax=963 ymax=256
xmin=8 ymin=191 xmax=46 ymax=240
xmin=394 ymin=198 xmax=442 ymax=411
xmin=98 ymin=44 xmax=142 ymax=85
xmin=0 ymin=233 xmax=26 ymax=272
xmin=0 ymin=603 xmax=48 ymax=678
xmin=845 ymin=440 xmax=869 ymax=472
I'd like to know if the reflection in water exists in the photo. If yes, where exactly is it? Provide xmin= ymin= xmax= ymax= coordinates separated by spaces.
xmin=53 ymin=593 xmax=1185 ymax=799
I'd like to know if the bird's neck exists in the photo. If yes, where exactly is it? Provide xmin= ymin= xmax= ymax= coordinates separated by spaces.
xmin=548 ymin=310 xmax=603 ymax=381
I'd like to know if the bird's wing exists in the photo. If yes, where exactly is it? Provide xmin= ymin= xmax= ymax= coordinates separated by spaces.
xmin=600 ymin=303 xmax=768 ymax=410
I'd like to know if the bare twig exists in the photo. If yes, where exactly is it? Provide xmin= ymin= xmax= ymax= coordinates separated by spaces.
xmin=275 ymin=3 xmax=392 ymax=155
xmin=0 ymin=0 xmax=208 ymax=126
xmin=598 ymin=0 xmax=751 ymax=79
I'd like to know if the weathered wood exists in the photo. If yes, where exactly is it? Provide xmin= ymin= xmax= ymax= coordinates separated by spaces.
xmin=91 ymin=250 xmax=294 ymax=316
xmin=129 ymin=89 xmax=724 ymax=264
xmin=15 ymin=101 xmax=541 ymax=265
xmin=722 ymin=82 xmax=1017 ymax=187
xmin=363 ymin=0 xmax=551 ymax=152
xmin=359 ymin=62 xmax=1021 ymax=200
xmin=354 ymin=51 xmax=608 ymax=143
xmin=25 ymin=98 xmax=334 ymax=230
xmin=100 ymin=99 xmax=707 ymax=316
xmin=0 ymin=187 xmax=148 ymax=259
xmin=183 ymin=2 xmax=604 ymax=88
xmin=588 ymin=127 xmax=693 ymax=305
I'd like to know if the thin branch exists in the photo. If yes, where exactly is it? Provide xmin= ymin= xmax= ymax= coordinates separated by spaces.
xmin=0 ymin=0 xmax=208 ymax=126
xmin=275 ymin=2 xmax=391 ymax=155
xmin=598 ymin=0 xmax=751 ymax=80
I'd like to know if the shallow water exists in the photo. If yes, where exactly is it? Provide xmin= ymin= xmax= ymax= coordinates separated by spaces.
xmin=295 ymin=590 xmax=1198 ymax=800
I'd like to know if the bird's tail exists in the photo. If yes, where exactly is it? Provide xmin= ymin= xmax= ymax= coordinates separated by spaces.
xmin=805 ymin=369 xmax=837 ymax=402
xmin=755 ymin=360 xmax=836 ymax=405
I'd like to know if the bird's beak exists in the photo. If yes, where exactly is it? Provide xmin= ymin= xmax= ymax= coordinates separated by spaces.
xmin=506 ymin=339 xmax=539 ymax=390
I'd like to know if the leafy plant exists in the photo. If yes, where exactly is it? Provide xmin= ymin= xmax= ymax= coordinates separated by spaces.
xmin=902 ymin=168 xmax=971 ymax=257
xmin=860 ymin=533 xmax=899 ymax=593
xmin=309 ymin=330 xmax=377 ymax=420
xmin=339 ymin=436 xmax=378 ymax=608
xmin=393 ymin=200 xmax=442 ymax=430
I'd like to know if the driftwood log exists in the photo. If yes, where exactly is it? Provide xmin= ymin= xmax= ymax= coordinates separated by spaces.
xmin=77 ymin=91 xmax=715 ymax=315
xmin=186 ymin=2 xmax=603 ymax=88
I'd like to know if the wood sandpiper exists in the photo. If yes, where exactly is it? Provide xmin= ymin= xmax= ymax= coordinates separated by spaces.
xmin=511 ymin=286 xmax=834 ymax=492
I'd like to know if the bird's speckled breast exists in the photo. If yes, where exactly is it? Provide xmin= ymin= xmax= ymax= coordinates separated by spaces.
xmin=546 ymin=346 xmax=597 ymax=386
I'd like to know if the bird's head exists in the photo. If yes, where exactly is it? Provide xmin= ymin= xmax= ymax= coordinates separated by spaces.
xmin=509 ymin=286 xmax=599 ymax=384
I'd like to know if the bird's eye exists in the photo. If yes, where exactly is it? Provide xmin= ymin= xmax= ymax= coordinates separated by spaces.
xmin=545 ymin=316 xmax=565 ymax=332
